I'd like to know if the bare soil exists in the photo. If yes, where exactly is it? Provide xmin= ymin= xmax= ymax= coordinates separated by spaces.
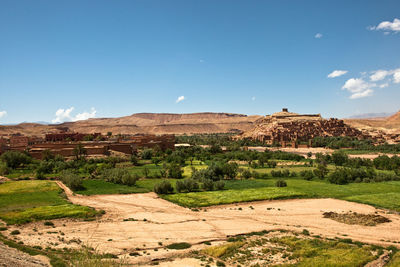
xmin=6 ymin=182 xmax=400 ymax=265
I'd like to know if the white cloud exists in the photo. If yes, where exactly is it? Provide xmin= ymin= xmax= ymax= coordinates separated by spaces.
xmin=251 ymin=96 xmax=256 ymax=101
xmin=0 ymin=111 xmax=7 ymax=119
xmin=342 ymin=78 xmax=375 ymax=99
xmin=327 ymin=70 xmax=348 ymax=78
xmin=338 ymin=66 xmax=400 ymax=99
xmin=350 ymin=89 xmax=373 ymax=99
xmin=199 ymin=59 xmax=204 ymax=63
xmin=370 ymin=70 xmax=389 ymax=81
xmin=176 ymin=96 xmax=185 ymax=103
xmin=52 ymin=107 xmax=97 ymax=123
xmin=394 ymin=69 xmax=400 ymax=83
xmin=369 ymin=18 xmax=400 ymax=33
xmin=314 ymin=33 xmax=323 ymax=39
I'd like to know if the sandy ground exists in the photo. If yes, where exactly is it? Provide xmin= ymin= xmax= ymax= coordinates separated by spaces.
xmin=7 ymin=182 xmax=400 ymax=265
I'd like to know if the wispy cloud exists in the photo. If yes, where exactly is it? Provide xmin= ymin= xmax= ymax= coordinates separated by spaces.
xmin=368 ymin=18 xmax=400 ymax=34
xmin=251 ymin=96 xmax=256 ymax=101
xmin=370 ymin=70 xmax=390 ymax=81
xmin=314 ymin=33 xmax=323 ymax=39
xmin=0 ymin=111 xmax=7 ymax=119
xmin=52 ymin=107 xmax=97 ymax=123
xmin=176 ymin=96 xmax=185 ymax=103
xmin=327 ymin=70 xmax=348 ymax=78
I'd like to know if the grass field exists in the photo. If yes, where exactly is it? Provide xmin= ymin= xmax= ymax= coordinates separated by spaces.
xmin=75 ymin=178 xmax=181 ymax=196
xmin=0 ymin=180 xmax=98 ymax=224
xmin=161 ymin=178 xmax=400 ymax=210
xmin=163 ymin=187 xmax=305 ymax=207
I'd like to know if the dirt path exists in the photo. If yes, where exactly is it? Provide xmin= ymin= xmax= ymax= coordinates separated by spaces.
xmin=9 ymin=182 xmax=400 ymax=265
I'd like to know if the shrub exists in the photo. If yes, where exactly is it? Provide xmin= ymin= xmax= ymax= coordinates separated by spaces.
xmin=10 ymin=230 xmax=20 ymax=235
xmin=101 ymin=168 xmax=137 ymax=186
xmin=60 ymin=170 xmax=83 ymax=190
xmin=176 ymin=179 xmax=199 ymax=193
xmin=313 ymin=164 xmax=328 ymax=179
xmin=0 ymin=161 xmax=10 ymax=175
xmin=300 ymin=170 xmax=314 ymax=180
xmin=202 ymin=179 xmax=214 ymax=191
xmin=165 ymin=163 xmax=183 ymax=179
xmin=154 ymin=180 xmax=174 ymax=194
xmin=141 ymin=149 xmax=153 ymax=160
xmin=44 ymin=221 xmax=54 ymax=226
xmin=215 ymin=180 xmax=225 ymax=190
xmin=275 ymin=179 xmax=287 ymax=187
xmin=241 ymin=169 xmax=252 ymax=179
xmin=166 ymin=242 xmax=191 ymax=250
xmin=0 ymin=151 xmax=32 ymax=169
xmin=271 ymin=170 xmax=284 ymax=177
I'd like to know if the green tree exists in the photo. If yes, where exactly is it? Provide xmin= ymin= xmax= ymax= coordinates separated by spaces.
xmin=73 ymin=144 xmax=87 ymax=161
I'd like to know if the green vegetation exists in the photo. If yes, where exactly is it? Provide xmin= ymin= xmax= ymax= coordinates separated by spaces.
xmin=387 ymin=251 xmax=400 ymax=267
xmin=162 ymin=187 xmax=305 ymax=207
xmin=0 ymin=180 xmax=98 ymax=224
xmin=200 ymin=231 xmax=380 ymax=267
xmin=166 ymin=242 xmax=192 ymax=250
xmin=273 ymin=236 xmax=377 ymax=266
xmin=76 ymin=180 xmax=148 ymax=195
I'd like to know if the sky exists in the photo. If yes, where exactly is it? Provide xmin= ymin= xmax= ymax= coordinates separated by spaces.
xmin=1 ymin=0 xmax=400 ymax=124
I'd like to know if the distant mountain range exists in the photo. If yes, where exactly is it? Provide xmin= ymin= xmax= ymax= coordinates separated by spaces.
xmin=347 ymin=112 xmax=396 ymax=119
xmin=1 ymin=111 xmax=399 ymax=136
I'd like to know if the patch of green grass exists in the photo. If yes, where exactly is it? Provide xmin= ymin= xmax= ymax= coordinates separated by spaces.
xmin=272 ymin=236 xmax=377 ymax=267
xmin=202 ymin=242 xmax=244 ymax=258
xmin=344 ymin=192 xmax=400 ymax=211
xmin=0 ymin=180 xmax=98 ymax=224
xmin=387 ymin=251 xmax=400 ymax=267
xmin=160 ymin=178 xmax=400 ymax=210
xmin=76 ymin=180 xmax=149 ymax=195
xmin=162 ymin=187 xmax=305 ymax=207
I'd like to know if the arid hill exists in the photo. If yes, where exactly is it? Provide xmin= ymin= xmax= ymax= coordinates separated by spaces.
xmin=345 ymin=110 xmax=400 ymax=132
xmin=0 ymin=112 xmax=262 ymax=136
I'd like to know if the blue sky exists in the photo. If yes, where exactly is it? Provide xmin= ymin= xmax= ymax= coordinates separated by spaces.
xmin=1 ymin=0 xmax=400 ymax=124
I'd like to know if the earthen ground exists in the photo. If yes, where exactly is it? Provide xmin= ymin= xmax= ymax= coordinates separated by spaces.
xmin=4 ymin=182 xmax=400 ymax=265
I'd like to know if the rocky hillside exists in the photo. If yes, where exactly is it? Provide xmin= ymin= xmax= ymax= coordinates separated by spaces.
xmin=0 ymin=113 xmax=262 ymax=136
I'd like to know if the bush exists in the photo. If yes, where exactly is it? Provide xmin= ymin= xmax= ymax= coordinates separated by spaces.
xmin=215 ymin=180 xmax=225 ymax=190
xmin=241 ymin=169 xmax=252 ymax=179
xmin=166 ymin=242 xmax=191 ymax=250
xmin=141 ymin=149 xmax=153 ymax=160
xmin=275 ymin=179 xmax=287 ymax=187
xmin=271 ymin=170 xmax=284 ymax=177
xmin=10 ymin=230 xmax=20 ymax=235
xmin=176 ymin=179 xmax=199 ymax=193
xmin=0 ymin=151 xmax=32 ymax=169
xmin=101 ymin=168 xmax=137 ymax=186
xmin=0 ymin=161 xmax=10 ymax=175
xmin=165 ymin=163 xmax=183 ymax=179
xmin=154 ymin=180 xmax=174 ymax=194
xmin=202 ymin=179 xmax=214 ymax=191
xmin=60 ymin=170 xmax=83 ymax=190
xmin=300 ymin=170 xmax=314 ymax=180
